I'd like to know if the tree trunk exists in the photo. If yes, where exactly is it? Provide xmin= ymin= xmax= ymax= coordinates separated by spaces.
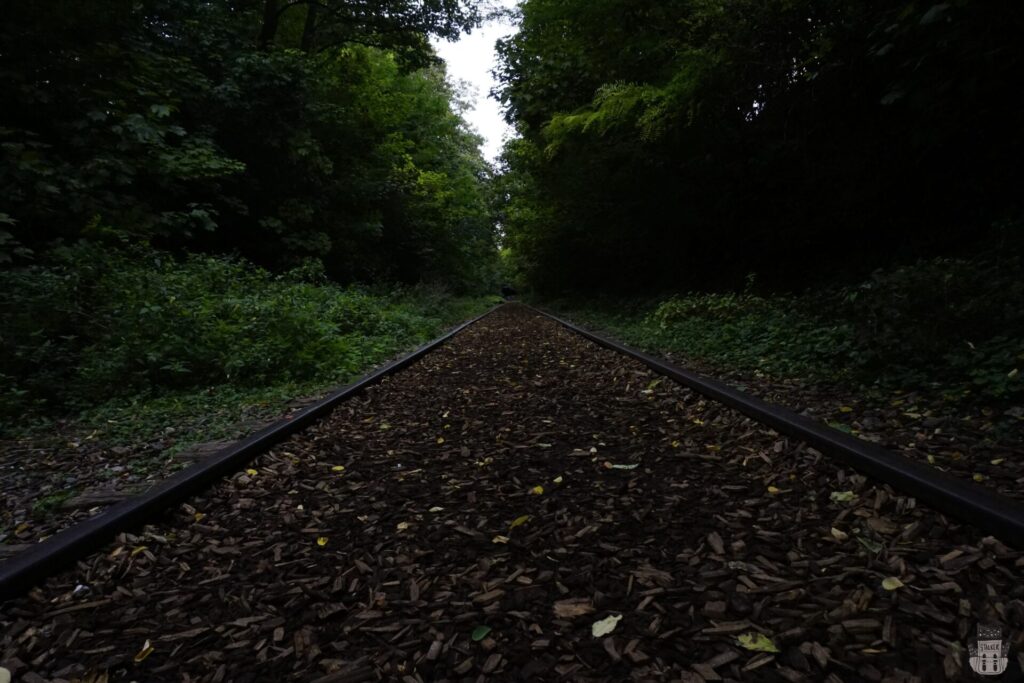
xmin=258 ymin=0 xmax=279 ymax=50
xmin=300 ymin=2 xmax=319 ymax=53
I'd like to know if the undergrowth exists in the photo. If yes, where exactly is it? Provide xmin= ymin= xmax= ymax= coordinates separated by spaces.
xmin=0 ymin=243 xmax=500 ymax=445
xmin=542 ymin=253 xmax=1024 ymax=406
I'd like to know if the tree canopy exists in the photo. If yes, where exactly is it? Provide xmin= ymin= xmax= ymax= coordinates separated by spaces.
xmin=494 ymin=0 xmax=1024 ymax=293
xmin=1 ymin=0 xmax=495 ymax=289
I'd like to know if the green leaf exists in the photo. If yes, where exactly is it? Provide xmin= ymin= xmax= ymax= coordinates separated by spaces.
xmin=471 ymin=625 xmax=492 ymax=641
xmin=881 ymin=577 xmax=904 ymax=591
xmin=736 ymin=632 xmax=780 ymax=653
xmin=829 ymin=490 xmax=856 ymax=503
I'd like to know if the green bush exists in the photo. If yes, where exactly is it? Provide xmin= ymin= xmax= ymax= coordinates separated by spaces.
xmin=546 ymin=253 xmax=1024 ymax=403
xmin=0 ymin=243 xmax=492 ymax=425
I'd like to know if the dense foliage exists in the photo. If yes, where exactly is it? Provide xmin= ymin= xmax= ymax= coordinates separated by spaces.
xmin=546 ymin=250 xmax=1023 ymax=403
xmin=1 ymin=0 xmax=495 ymax=288
xmin=0 ymin=242 xmax=497 ymax=429
xmin=494 ymin=0 xmax=1024 ymax=293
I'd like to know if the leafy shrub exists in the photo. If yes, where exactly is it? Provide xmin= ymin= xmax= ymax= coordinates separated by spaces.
xmin=0 ymin=243 xmax=491 ymax=424
xmin=549 ymin=253 xmax=1023 ymax=403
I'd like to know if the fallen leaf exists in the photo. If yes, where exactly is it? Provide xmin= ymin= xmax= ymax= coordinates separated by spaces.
xmin=530 ymin=485 xmax=544 ymax=495
xmin=193 ymin=512 xmax=205 ymax=523
xmin=331 ymin=465 xmax=345 ymax=472
xmin=429 ymin=506 xmax=444 ymax=512
xmin=396 ymin=521 xmax=410 ymax=531
xmin=603 ymin=461 xmax=639 ymax=470
xmin=492 ymin=535 xmax=509 ymax=544
xmin=471 ymin=625 xmax=492 ymax=641
xmin=831 ymin=527 xmax=849 ymax=541
xmin=882 ymin=577 xmax=904 ymax=591
xmin=553 ymin=475 xmax=564 ymax=484
xmin=991 ymin=458 xmax=1005 ymax=465
xmin=830 ymin=490 xmax=856 ymax=503
xmin=737 ymin=632 xmax=779 ymax=653
xmin=436 ymin=436 xmax=445 ymax=444
xmin=553 ymin=598 xmax=595 ymax=618
xmin=973 ymin=473 xmax=986 ymax=482
xmin=245 ymin=469 xmax=258 ymax=476
xmin=591 ymin=614 xmax=622 ymax=637
xmin=839 ymin=406 xmax=854 ymax=413
xmin=0 ymin=667 xmax=10 ymax=683
xmin=767 ymin=486 xmax=781 ymax=495
xmin=134 ymin=639 xmax=154 ymax=663
xmin=510 ymin=515 xmax=530 ymax=530
xmin=316 ymin=537 xmax=328 ymax=546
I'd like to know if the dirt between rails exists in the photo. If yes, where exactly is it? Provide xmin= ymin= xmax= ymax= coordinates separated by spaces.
xmin=2 ymin=304 xmax=1023 ymax=682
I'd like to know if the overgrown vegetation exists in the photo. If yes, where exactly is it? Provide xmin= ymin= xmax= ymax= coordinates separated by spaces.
xmin=0 ymin=243 xmax=498 ymax=438
xmin=544 ymin=253 xmax=1023 ymax=405
xmin=0 ymin=1 xmax=503 ymax=447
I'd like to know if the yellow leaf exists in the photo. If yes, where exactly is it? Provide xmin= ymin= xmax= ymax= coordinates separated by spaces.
xmin=131 ymin=546 xmax=147 ymax=556
xmin=428 ymin=506 xmax=444 ymax=512
xmin=331 ymin=465 xmax=345 ymax=472
xmin=671 ymin=440 xmax=681 ymax=448
xmin=246 ymin=469 xmax=258 ymax=476
xmin=767 ymin=486 xmax=781 ymax=495
xmin=530 ymin=485 xmax=544 ymax=495
xmin=133 ymin=639 xmax=154 ymax=663
xmin=830 ymin=528 xmax=848 ymax=541
xmin=193 ymin=512 xmax=205 ymax=523
xmin=396 ymin=521 xmax=410 ymax=531
xmin=510 ymin=515 xmax=530 ymax=530
xmin=926 ymin=454 xmax=936 ymax=464
xmin=436 ymin=437 xmax=445 ymax=444
xmin=736 ymin=632 xmax=779 ymax=653
xmin=973 ymin=473 xmax=986 ymax=482
xmin=591 ymin=614 xmax=621 ymax=637
xmin=839 ymin=406 xmax=854 ymax=413
xmin=991 ymin=458 xmax=1005 ymax=465
xmin=316 ymin=537 xmax=328 ymax=546
xmin=881 ymin=577 xmax=904 ymax=591
xmin=553 ymin=475 xmax=564 ymax=484
xmin=492 ymin=535 xmax=510 ymax=544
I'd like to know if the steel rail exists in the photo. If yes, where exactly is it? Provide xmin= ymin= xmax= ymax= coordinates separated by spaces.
xmin=531 ymin=305 xmax=1024 ymax=548
xmin=0 ymin=305 xmax=501 ymax=601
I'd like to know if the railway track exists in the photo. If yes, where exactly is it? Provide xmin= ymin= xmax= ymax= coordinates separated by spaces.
xmin=2 ymin=303 xmax=1022 ymax=681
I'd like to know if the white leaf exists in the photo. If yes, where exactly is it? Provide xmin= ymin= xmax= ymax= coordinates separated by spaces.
xmin=591 ymin=614 xmax=622 ymax=638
